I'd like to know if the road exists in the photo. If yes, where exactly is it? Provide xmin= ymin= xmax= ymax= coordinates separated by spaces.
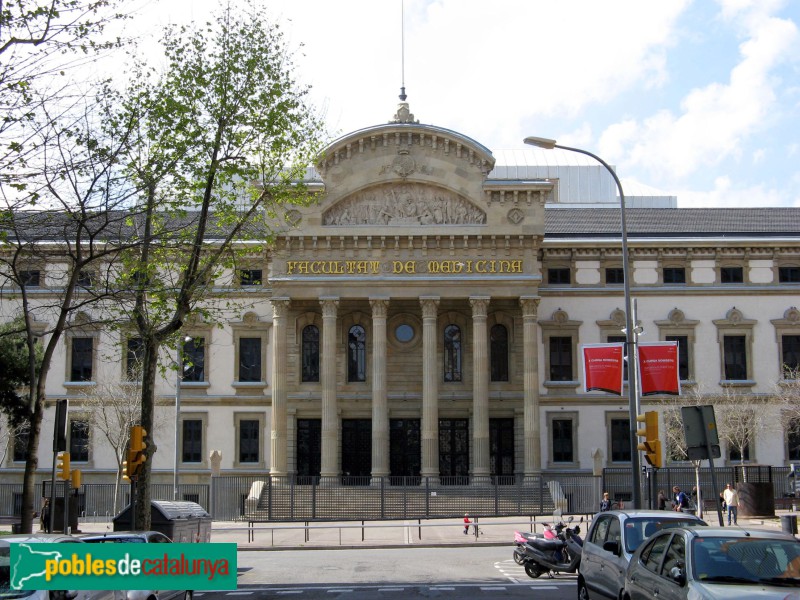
xmin=193 ymin=546 xmax=578 ymax=600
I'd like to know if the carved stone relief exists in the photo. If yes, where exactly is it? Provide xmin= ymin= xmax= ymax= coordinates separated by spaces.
xmin=322 ymin=183 xmax=486 ymax=226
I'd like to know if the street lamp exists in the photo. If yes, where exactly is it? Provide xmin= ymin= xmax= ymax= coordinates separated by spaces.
xmin=174 ymin=336 xmax=192 ymax=501
xmin=524 ymin=136 xmax=642 ymax=509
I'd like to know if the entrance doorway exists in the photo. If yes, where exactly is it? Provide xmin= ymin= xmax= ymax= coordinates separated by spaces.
xmin=341 ymin=418 xmax=372 ymax=484
xmin=389 ymin=419 xmax=421 ymax=484
xmin=296 ymin=418 xmax=321 ymax=484
xmin=439 ymin=418 xmax=469 ymax=484
xmin=490 ymin=418 xmax=515 ymax=482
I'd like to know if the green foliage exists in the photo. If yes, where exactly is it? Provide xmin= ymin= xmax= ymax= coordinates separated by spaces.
xmin=0 ymin=319 xmax=41 ymax=427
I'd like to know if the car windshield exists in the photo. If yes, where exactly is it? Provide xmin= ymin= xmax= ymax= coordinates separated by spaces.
xmin=0 ymin=547 xmax=35 ymax=599
xmin=624 ymin=517 xmax=704 ymax=554
xmin=692 ymin=536 xmax=800 ymax=585
xmin=84 ymin=537 xmax=146 ymax=543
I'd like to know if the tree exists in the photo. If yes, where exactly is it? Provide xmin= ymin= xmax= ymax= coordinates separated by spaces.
xmin=773 ymin=367 xmax=800 ymax=461
xmin=105 ymin=1 xmax=324 ymax=529
xmin=1 ymin=0 xmax=128 ymax=195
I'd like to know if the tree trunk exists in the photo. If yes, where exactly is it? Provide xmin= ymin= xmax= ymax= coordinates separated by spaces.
xmin=134 ymin=338 xmax=161 ymax=531
xmin=19 ymin=395 xmax=44 ymax=533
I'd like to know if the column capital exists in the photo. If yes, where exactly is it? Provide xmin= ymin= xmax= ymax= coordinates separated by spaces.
xmin=272 ymin=297 xmax=291 ymax=318
xmin=369 ymin=297 xmax=390 ymax=318
xmin=420 ymin=296 xmax=440 ymax=318
xmin=469 ymin=296 xmax=491 ymax=317
xmin=519 ymin=296 xmax=541 ymax=319
xmin=320 ymin=296 xmax=339 ymax=316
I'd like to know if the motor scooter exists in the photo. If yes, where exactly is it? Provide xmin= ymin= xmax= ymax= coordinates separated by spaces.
xmin=520 ymin=517 xmax=583 ymax=578
xmin=512 ymin=530 xmax=543 ymax=565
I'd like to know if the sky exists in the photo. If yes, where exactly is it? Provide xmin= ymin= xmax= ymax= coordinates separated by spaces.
xmin=120 ymin=0 xmax=800 ymax=208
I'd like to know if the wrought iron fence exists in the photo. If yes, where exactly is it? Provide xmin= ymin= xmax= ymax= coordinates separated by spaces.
xmin=1 ymin=466 xmax=793 ymax=521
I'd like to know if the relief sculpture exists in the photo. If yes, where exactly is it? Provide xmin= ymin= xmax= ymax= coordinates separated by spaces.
xmin=322 ymin=183 xmax=486 ymax=226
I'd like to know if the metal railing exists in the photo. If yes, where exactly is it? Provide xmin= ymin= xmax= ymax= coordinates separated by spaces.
xmin=1 ymin=465 xmax=794 ymax=521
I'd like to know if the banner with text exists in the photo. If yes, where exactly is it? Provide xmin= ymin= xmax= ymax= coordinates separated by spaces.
xmin=638 ymin=341 xmax=680 ymax=396
xmin=582 ymin=343 xmax=625 ymax=395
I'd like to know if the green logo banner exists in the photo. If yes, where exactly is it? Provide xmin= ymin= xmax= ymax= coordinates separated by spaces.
xmin=10 ymin=543 xmax=237 ymax=590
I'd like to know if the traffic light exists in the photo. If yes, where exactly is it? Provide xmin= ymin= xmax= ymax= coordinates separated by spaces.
xmin=56 ymin=452 xmax=71 ymax=480
xmin=122 ymin=459 xmax=131 ymax=482
xmin=129 ymin=425 xmax=147 ymax=476
xmin=71 ymin=469 xmax=81 ymax=490
xmin=636 ymin=411 xmax=663 ymax=469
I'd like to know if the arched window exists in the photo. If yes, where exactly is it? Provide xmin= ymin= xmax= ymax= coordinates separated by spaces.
xmin=490 ymin=324 xmax=509 ymax=382
xmin=444 ymin=324 xmax=462 ymax=382
xmin=301 ymin=325 xmax=320 ymax=382
xmin=348 ymin=324 xmax=367 ymax=382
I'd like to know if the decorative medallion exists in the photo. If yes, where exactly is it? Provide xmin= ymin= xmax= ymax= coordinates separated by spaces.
xmin=507 ymin=208 xmax=524 ymax=224
xmin=392 ymin=150 xmax=416 ymax=179
xmin=285 ymin=209 xmax=302 ymax=227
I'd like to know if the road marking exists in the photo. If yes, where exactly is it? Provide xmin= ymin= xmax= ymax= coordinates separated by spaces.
xmin=481 ymin=586 xmax=507 ymax=591
xmin=276 ymin=592 xmax=303 ymax=596
xmin=227 ymin=593 xmax=254 ymax=596
xmin=430 ymin=586 xmax=455 ymax=591
xmin=531 ymin=586 xmax=560 ymax=590
xmin=377 ymin=588 xmax=405 ymax=592
xmin=327 ymin=590 xmax=353 ymax=593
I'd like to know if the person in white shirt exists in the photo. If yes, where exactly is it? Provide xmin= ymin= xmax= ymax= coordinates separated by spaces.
xmin=721 ymin=483 xmax=739 ymax=525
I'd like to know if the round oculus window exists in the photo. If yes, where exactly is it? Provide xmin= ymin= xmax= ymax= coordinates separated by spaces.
xmin=395 ymin=324 xmax=414 ymax=343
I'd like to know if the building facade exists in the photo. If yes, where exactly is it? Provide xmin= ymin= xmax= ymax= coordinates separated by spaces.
xmin=4 ymin=103 xmax=800 ymax=488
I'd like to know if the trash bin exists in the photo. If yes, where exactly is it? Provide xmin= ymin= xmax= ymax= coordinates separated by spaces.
xmin=11 ymin=523 xmax=22 ymax=534
xmin=113 ymin=500 xmax=211 ymax=542
xmin=780 ymin=514 xmax=798 ymax=535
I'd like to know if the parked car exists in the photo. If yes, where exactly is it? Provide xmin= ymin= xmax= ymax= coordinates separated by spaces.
xmin=623 ymin=526 xmax=800 ymax=599
xmin=79 ymin=532 xmax=190 ymax=600
xmin=578 ymin=509 xmax=707 ymax=600
xmin=0 ymin=533 xmax=121 ymax=600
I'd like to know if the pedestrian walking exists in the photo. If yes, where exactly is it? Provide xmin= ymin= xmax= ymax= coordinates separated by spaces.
xmin=463 ymin=513 xmax=471 ymax=535
xmin=673 ymin=486 xmax=690 ymax=512
xmin=721 ymin=483 xmax=739 ymax=525
xmin=599 ymin=492 xmax=612 ymax=512
xmin=657 ymin=490 xmax=668 ymax=510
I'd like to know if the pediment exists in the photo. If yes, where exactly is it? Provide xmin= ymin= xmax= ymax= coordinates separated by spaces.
xmin=322 ymin=183 xmax=485 ymax=226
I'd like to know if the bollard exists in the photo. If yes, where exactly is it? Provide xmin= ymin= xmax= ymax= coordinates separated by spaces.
xmin=780 ymin=514 xmax=798 ymax=535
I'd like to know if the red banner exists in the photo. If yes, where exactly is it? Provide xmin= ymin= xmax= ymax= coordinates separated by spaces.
xmin=638 ymin=342 xmax=680 ymax=396
xmin=582 ymin=343 xmax=625 ymax=395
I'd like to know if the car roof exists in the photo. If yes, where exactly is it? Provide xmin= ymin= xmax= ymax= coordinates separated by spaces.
xmin=79 ymin=531 xmax=156 ymax=538
xmin=599 ymin=509 xmax=705 ymax=519
xmin=0 ymin=533 xmax=83 ymax=544
xmin=675 ymin=526 xmax=800 ymax=541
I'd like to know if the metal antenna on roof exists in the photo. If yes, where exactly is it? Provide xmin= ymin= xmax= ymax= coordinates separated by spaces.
xmin=399 ymin=0 xmax=407 ymax=101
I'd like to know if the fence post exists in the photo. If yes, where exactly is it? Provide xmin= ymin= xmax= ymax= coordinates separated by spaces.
xmin=425 ymin=477 xmax=430 ymax=517
xmin=494 ymin=478 xmax=499 ymax=516
xmin=380 ymin=477 xmax=385 ymax=519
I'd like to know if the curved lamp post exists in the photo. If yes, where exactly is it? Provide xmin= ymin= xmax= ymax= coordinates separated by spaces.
xmin=524 ymin=136 xmax=642 ymax=509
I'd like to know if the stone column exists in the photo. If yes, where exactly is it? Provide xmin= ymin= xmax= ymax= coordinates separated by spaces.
xmin=470 ymin=296 xmax=491 ymax=479
xmin=320 ymin=297 xmax=340 ymax=478
xmin=520 ymin=296 xmax=542 ymax=475
xmin=270 ymin=298 xmax=290 ymax=477
xmin=420 ymin=296 xmax=440 ymax=479
xmin=370 ymin=297 xmax=390 ymax=480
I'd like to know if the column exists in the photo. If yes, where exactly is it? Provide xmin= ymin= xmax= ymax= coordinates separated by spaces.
xmin=270 ymin=298 xmax=290 ymax=477
xmin=520 ymin=296 xmax=542 ymax=475
xmin=370 ymin=298 xmax=390 ymax=480
xmin=420 ymin=296 xmax=440 ymax=479
xmin=470 ymin=296 xmax=491 ymax=479
xmin=320 ymin=297 xmax=339 ymax=478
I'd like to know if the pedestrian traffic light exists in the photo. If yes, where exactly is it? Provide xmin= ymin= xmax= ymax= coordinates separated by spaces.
xmin=636 ymin=411 xmax=662 ymax=469
xmin=56 ymin=452 xmax=71 ymax=480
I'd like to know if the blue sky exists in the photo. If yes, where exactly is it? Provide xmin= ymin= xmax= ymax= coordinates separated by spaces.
xmin=127 ymin=0 xmax=800 ymax=207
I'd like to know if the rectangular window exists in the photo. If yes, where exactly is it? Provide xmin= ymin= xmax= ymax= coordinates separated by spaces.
xmin=70 ymin=337 xmax=93 ymax=381
xmin=13 ymin=428 xmax=29 ymax=462
xmin=239 ymin=419 xmax=260 ymax=463
xmin=606 ymin=267 xmax=625 ymax=284
xmin=547 ymin=268 xmax=571 ymax=285
xmin=552 ymin=419 xmax=573 ymax=463
xmin=720 ymin=266 xmax=743 ymax=283
xmin=77 ymin=270 xmax=93 ymax=288
xmin=782 ymin=335 xmax=800 ymax=375
xmin=126 ymin=337 xmax=143 ymax=380
xmin=239 ymin=269 xmax=262 ymax=286
xmin=238 ymin=337 xmax=262 ymax=382
xmin=183 ymin=338 xmax=205 ymax=382
xmin=20 ymin=270 xmax=41 ymax=287
xmin=779 ymin=266 xmax=800 ymax=283
xmin=789 ymin=421 xmax=800 ymax=461
xmin=723 ymin=335 xmax=747 ymax=380
xmin=663 ymin=267 xmax=686 ymax=284
xmin=69 ymin=420 xmax=89 ymax=462
xmin=182 ymin=420 xmax=202 ymax=463
xmin=665 ymin=335 xmax=690 ymax=380
xmin=610 ymin=418 xmax=631 ymax=462
xmin=549 ymin=336 xmax=573 ymax=381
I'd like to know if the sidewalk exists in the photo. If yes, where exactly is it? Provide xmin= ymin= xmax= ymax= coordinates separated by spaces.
xmin=73 ymin=510 xmax=798 ymax=551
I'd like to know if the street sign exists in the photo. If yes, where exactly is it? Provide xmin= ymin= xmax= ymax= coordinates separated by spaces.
xmin=681 ymin=404 xmax=720 ymax=459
